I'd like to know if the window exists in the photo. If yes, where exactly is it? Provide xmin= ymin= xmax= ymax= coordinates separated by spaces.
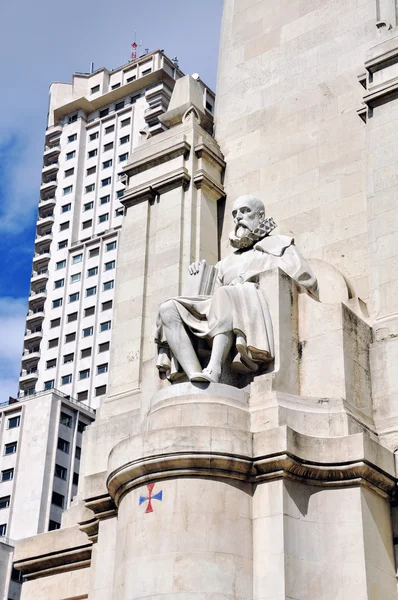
xmin=86 ymin=166 xmax=96 ymax=176
xmin=142 ymin=68 xmax=152 ymax=76
xmin=25 ymin=387 xmax=35 ymax=396
xmin=68 ymin=114 xmax=78 ymax=124
xmin=55 ymin=464 xmax=67 ymax=480
xmin=65 ymin=332 xmax=76 ymax=343
xmin=111 ymin=83 xmax=121 ymax=90
xmin=11 ymin=567 xmax=23 ymax=583
xmin=100 ymin=195 xmax=110 ymax=205
xmin=60 ymin=222 xmax=70 ymax=232
xmin=69 ymin=292 xmax=80 ymax=303
xmin=8 ymin=416 xmax=20 ymax=429
xmin=120 ymin=135 xmax=130 ymax=145
xmin=82 ymin=219 xmax=92 ymax=230
xmin=51 ymin=318 xmax=61 ymax=328
xmin=46 ymin=358 xmax=56 ymax=369
xmin=73 ymin=472 xmax=80 ymax=486
xmin=126 ymin=75 xmax=136 ymax=83
xmin=103 ymin=159 xmax=112 ymax=169
xmin=99 ymin=341 xmax=110 ymax=353
xmin=56 ymin=260 xmax=66 ymax=270
xmin=67 ymin=312 xmax=78 ymax=323
xmin=81 ymin=347 xmax=92 ymax=359
xmin=88 ymin=266 xmax=98 ymax=277
xmin=100 ymin=320 xmax=111 ymax=332
xmin=131 ymin=94 xmax=140 ymax=104
xmin=105 ymin=124 xmax=115 ymax=134
xmin=4 ymin=443 xmax=17 ymax=456
xmin=60 ymin=412 xmax=72 ymax=427
xmin=77 ymin=390 xmax=88 ymax=402
xmin=103 ymin=280 xmax=114 ymax=291
xmin=61 ymin=203 xmax=71 ymax=213
xmin=64 ymin=168 xmax=74 ymax=178
xmin=51 ymin=491 xmax=64 ymax=508
xmin=49 ymin=520 xmax=61 ymax=531
xmin=101 ymin=177 xmax=111 ymax=187
xmin=95 ymin=385 xmax=107 ymax=397
xmin=97 ymin=363 xmax=108 ymax=374
xmin=102 ymin=300 xmax=113 ymax=311
xmin=119 ymin=153 xmax=129 ymax=162
xmin=99 ymin=213 xmax=109 ymax=223
xmin=85 ymin=183 xmax=95 ymax=193
xmin=206 ymin=100 xmax=213 ymax=112
xmin=116 ymin=189 xmax=124 ymax=199
xmin=84 ymin=201 xmax=94 ymax=211
xmin=0 ymin=496 xmax=10 ymax=509
xmin=91 ymin=84 xmax=100 ymax=94
xmin=57 ymin=437 xmax=70 ymax=453
xmin=99 ymin=108 xmax=109 ymax=118
xmin=86 ymin=286 xmax=96 ymax=297
xmin=89 ymin=131 xmax=99 ymax=141
xmin=61 ymin=374 xmax=72 ymax=385
xmin=106 ymin=241 xmax=117 ymax=251
xmin=105 ymin=260 xmax=115 ymax=271
xmin=68 ymin=133 xmax=77 ymax=143
xmin=48 ymin=338 xmax=59 ymax=349
xmin=1 ymin=469 xmax=13 ymax=482
xmin=54 ymin=278 xmax=64 ymax=289
xmin=115 ymin=100 xmax=125 ymax=111
xmin=83 ymin=326 xmax=93 ymax=337
xmin=78 ymin=421 xmax=86 ymax=433
xmin=72 ymin=254 xmax=82 ymax=264
xmin=0 ymin=524 xmax=7 ymax=536
xmin=75 ymin=446 xmax=82 ymax=459
xmin=88 ymin=149 xmax=98 ymax=158
xmin=63 ymin=353 xmax=74 ymax=364
xmin=66 ymin=151 xmax=75 ymax=161
xmin=103 ymin=142 xmax=113 ymax=152
xmin=85 ymin=306 xmax=95 ymax=317
xmin=115 ymin=207 xmax=124 ymax=217
xmin=89 ymin=247 xmax=99 ymax=258
xmin=79 ymin=369 xmax=90 ymax=380
xmin=58 ymin=240 xmax=68 ymax=249
xmin=71 ymin=273 xmax=81 ymax=283
xmin=121 ymin=117 xmax=131 ymax=127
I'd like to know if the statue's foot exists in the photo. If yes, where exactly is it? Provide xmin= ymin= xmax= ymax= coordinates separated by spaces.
xmin=190 ymin=366 xmax=221 ymax=383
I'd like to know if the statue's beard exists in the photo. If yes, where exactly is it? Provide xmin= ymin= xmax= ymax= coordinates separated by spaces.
xmin=229 ymin=217 xmax=277 ymax=249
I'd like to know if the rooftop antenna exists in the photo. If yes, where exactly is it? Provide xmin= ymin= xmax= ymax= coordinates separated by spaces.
xmin=131 ymin=31 xmax=142 ymax=61
xmin=90 ymin=62 xmax=95 ymax=74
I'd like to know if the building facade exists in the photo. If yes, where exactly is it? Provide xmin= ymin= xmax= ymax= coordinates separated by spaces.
xmin=19 ymin=51 xmax=214 ymax=409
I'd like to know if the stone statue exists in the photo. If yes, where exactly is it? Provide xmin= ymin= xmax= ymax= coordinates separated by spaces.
xmin=155 ymin=195 xmax=318 ymax=384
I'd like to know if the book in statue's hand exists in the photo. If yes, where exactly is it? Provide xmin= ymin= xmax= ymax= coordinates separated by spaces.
xmin=183 ymin=260 xmax=218 ymax=296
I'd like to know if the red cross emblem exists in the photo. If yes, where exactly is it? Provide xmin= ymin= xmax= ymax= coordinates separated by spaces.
xmin=139 ymin=483 xmax=163 ymax=513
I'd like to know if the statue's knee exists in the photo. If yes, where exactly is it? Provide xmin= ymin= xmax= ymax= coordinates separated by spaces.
xmin=159 ymin=300 xmax=177 ymax=326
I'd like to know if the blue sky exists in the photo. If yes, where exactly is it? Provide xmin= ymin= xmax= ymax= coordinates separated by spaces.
xmin=0 ymin=0 xmax=223 ymax=399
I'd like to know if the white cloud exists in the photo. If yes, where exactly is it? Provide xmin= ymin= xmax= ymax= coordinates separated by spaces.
xmin=0 ymin=297 xmax=27 ymax=400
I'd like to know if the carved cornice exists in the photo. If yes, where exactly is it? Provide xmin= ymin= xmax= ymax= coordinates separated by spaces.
xmin=125 ymin=140 xmax=191 ymax=177
xmin=193 ymin=169 xmax=226 ymax=199
xmin=121 ymin=167 xmax=191 ymax=208
xmin=363 ymin=76 xmax=398 ymax=108
xmin=79 ymin=493 xmax=117 ymax=543
xmin=194 ymin=142 xmax=226 ymax=170
xmin=14 ymin=544 xmax=92 ymax=581
xmin=107 ymin=448 xmax=396 ymax=506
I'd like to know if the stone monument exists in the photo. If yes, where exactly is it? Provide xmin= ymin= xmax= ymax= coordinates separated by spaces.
xmin=12 ymin=1 xmax=398 ymax=599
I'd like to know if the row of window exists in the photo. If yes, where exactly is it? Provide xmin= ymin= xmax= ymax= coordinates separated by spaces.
xmin=48 ymin=321 xmax=111 ymax=347
xmin=56 ymin=241 xmax=116 ymax=265
xmin=66 ymin=119 xmax=131 ymax=147
xmin=46 ymin=365 xmax=108 ymax=388
xmin=54 ymin=266 xmax=116 ymax=287
xmin=65 ymin=136 xmax=130 ymax=164
xmin=50 ymin=301 xmax=112 ymax=328
xmin=46 ymin=343 xmax=109 ymax=370
xmin=59 ymin=209 xmax=123 ymax=232
xmin=52 ymin=280 xmax=114 ymax=308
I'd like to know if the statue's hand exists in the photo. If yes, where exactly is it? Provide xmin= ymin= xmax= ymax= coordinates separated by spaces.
xmin=188 ymin=259 xmax=206 ymax=275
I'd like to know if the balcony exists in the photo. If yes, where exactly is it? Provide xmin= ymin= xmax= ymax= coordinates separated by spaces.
xmin=35 ymin=231 xmax=53 ymax=246
xmin=40 ymin=180 xmax=57 ymax=194
xmin=24 ymin=328 xmax=43 ymax=344
xmin=37 ymin=214 xmax=54 ymax=228
xmin=45 ymin=124 xmax=62 ymax=144
xmin=144 ymin=103 xmax=168 ymax=121
xmin=43 ymin=144 xmax=61 ymax=165
xmin=32 ymin=251 xmax=51 ymax=268
xmin=28 ymin=289 xmax=47 ymax=303
xmin=42 ymin=162 xmax=59 ymax=177
xmin=31 ymin=269 xmax=49 ymax=286
xmin=21 ymin=349 xmax=41 ymax=363
xmin=39 ymin=196 xmax=56 ymax=209
xmin=26 ymin=308 xmax=45 ymax=325
xmin=19 ymin=369 xmax=39 ymax=385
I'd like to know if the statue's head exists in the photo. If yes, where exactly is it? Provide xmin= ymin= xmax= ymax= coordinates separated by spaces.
xmin=229 ymin=195 xmax=276 ymax=249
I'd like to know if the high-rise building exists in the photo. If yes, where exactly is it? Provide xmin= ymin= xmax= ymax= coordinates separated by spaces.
xmin=18 ymin=51 xmax=200 ymax=409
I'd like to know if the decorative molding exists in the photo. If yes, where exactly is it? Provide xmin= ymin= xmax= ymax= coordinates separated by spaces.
xmin=122 ymin=168 xmax=191 ymax=208
xmin=125 ymin=140 xmax=191 ymax=177
xmin=363 ymin=76 xmax=398 ymax=108
xmin=79 ymin=493 xmax=117 ymax=543
xmin=14 ymin=544 xmax=92 ymax=581
xmin=194 ymin=142 xmax=226 ymax=170
xmin=193 ymin=169 xmax=226 ymax=199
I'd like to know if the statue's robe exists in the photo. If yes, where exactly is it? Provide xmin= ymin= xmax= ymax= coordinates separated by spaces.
xmin=155 ymin=235 xmax=317 ymax=379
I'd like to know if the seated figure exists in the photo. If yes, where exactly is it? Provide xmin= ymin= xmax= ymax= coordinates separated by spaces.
xmin=155 ymin=195 xmax=317 ymax=384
